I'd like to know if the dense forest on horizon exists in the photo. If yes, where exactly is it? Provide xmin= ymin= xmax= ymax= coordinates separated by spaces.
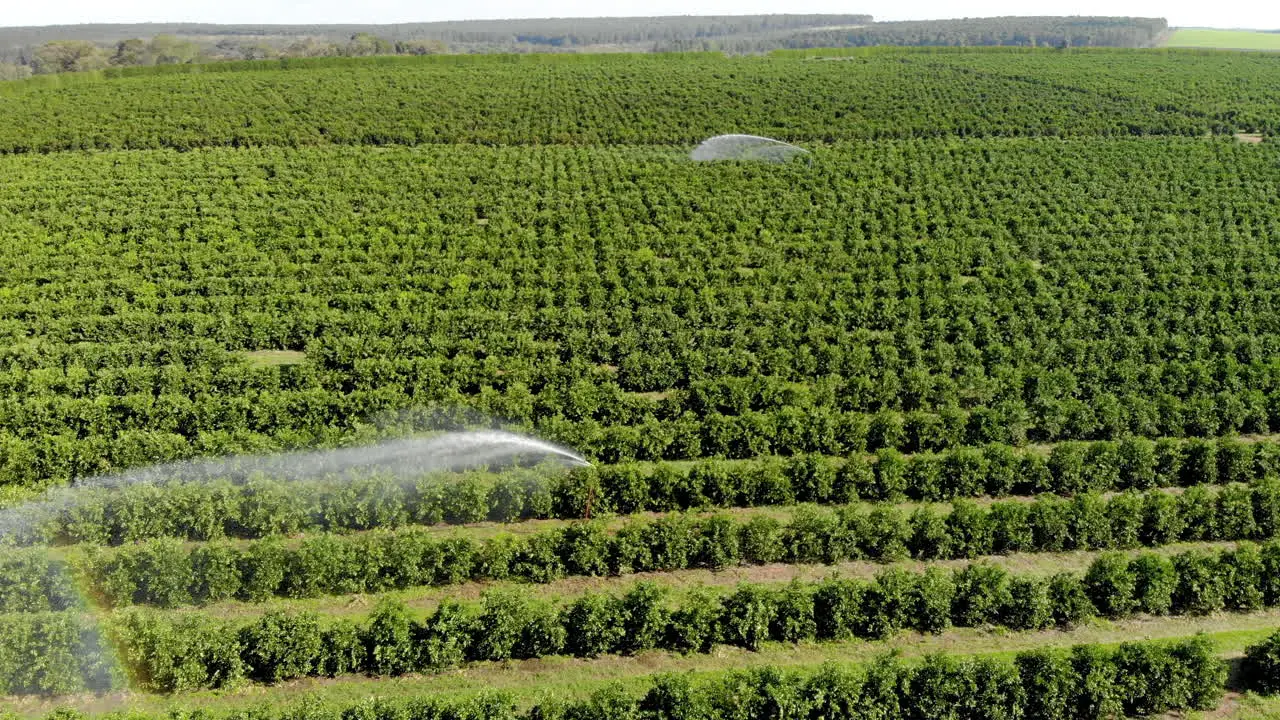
xmin=764 ymin=16 xmax=1170 ymax=52
xmin=0 ymin=15 xmax=1168 ymax=78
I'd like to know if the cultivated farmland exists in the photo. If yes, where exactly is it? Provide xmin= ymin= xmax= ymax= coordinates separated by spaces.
xmin=1167 ymin=28 xmax=1280 ymax=51
xmin=2 ymin=46 xmax=1280 ymax=719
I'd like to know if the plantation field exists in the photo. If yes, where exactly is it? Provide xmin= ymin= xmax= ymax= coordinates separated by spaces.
xmin=3 ymin=46 xmax=1280 ymax=719
xmin=1168 ymin=28 xmax=1280 ymax=51
xmin=4 ymin=138 xmax=1280 ymax=484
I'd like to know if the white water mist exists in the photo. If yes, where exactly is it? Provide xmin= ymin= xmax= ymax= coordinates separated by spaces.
xmin=0 ymin=430 xmax=589 ymax=542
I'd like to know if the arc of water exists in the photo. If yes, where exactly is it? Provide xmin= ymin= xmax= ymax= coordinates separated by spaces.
xmin=691 ymin=134 xmax=811 ymax=163
xmin=0 ymin=429 xmax=588 ymax=543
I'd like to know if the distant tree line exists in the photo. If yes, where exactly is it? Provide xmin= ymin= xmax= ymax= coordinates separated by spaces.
xmin=0 ymin=15 xmax=873 ymax=51
xmin=756 ymin=16 xmax=1170 ymax=52
xmin=0 ymin=15 xmax=1170 ymax=79
xmin=0 ymin=32 xmax=448 ymax=78
xmin=0 ymin=15 xmax=873 ymax=72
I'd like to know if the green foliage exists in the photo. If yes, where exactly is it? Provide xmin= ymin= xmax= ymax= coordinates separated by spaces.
xmin=645 ymin=514 xmax=696 ymax=571
xmin=1105 ymin=491 xmax=1143 ymax=549
xmin=861 ymin=506 xmax=910 ymax=562
xmin=1130 ymin=553 xmax=1176 ymax=615
xmin=560 ymin=522 xmax=611 ymax=576
xmin=913 ymin=566 xmax=955 ymax=634
xmin=514 ymin=599 xmax=566 ymax=660
xmin=738 ymin=515 xmax=784 ymax=564
xmin=908 ymin=506 xmax=951 ymax=560
xmin=1221 ymin=543 xmax=1266 ymax=611
xmin=1171 ymin=550 xmax=1225 ymax=615
xmin=21 ymin=439 xmax=1280 ymax=562
xmin=1263 ymin=541 xmax=1280 ymax=606
xmin=641 ymin=672 xmax=712 ymax=720
xmin=833 ymin=455 xmax=872 ymax=503
xmin=1069 ymin=644 xmax=1121 ymax=720
xmin=861 ymin=567 xmax=916 ymax=639
xmin=619 ymin=582 xmax=669 ymax=654
xmin=1179 ymin=485 xmax=1219 ymax=541
xmin=0 ymin=552 xmax=80 ymax=612
xmin=363 ymin=599 xmax=416 ymax=676
xmin=1048 ymin=443 xmax=1089 ymax=495
xmin=470 ymin=589 xmax=533 ymax=662
xmin=908 ymin=654 xmax=970 ymax=720
xmin=51 ymin=480 xmax=1280 ymax=613
xmin=1083 ymin=553 xmax=1136 ymax=618
xmin=189 ymin=542 xmax=241 ymax=604
xmin=693 ymin=514 xmax=740 ymax=570
xmin=1140 ymin=491 xmax=1185 ymax=546
xmin=1113 ymin=637 xmax=1221 ymax=715
xmin=609 ymin=522 xmax=653 ymax=575
xmin=665 ymin=587 xmax=722 ymax=654
xmin=1047 ymin=573 xmax=1095 ymax=628
xmin=813 ymin=578 xmax=865 ymax=641
xmin=951 ymin=562 xmax=1010 ymax=627
xmin=236 ymin=539 xmax=286 ymax=602
xmin=988 ymin=501 xmax=1032 ymax=554
xmin=770 ymin=581 xmax=817 ymax=643
xmin=441 ymin=474 xmax=489 ymax=524
xmin=783 ymin=506 xmax=840 ymax=564
xmin=871 ymin=450 xmax=908 ymax=501
xmin=1004 ymin=576 xmax=1052 ymax=630
xmin=1117 ymin=437 xmax=1157 ymax=489
xmin=113 ymin=610 xmax=242 ymax=693
xmin=11 ymin=49 xmax=1280 ymax=710
xmin=319 ymin=619 xmax=365 ymax=677
xmin=1015 ymin=649 xmax=1076 ymax=720
xmin=417 ymin=600 xmax=469 ymax=670
xmin=1066 ymin=492 xmax=1112 ymax=551
xmin=719 ymin=584 xmax=776 ymax=651
xmin=944 ymin=499 xmax=992 ymax=558
xmin=799 ymin=664 xmax=862 ymax=719
xmin=127 ymin=537 xmax=192 ymax=608
xmin=1243 ymin=630 xmax=1280 ymax=694
xmin=1027 ymin=495 xmax=1071 ymax=553
xmin=0 ymin=613 xmax=121 ymax=696
xmin=239 ymin=610 xmax=322 ymax=683
xmin=1217 ymin=483 xmax=1259 ymax=540
xmin=1171 ymin=636 xmax=1227 ymax=710
xmin=7 ymin=630 xmax=1234 ymax=715
xmin=788 ymin=454 xmax=836 ymax=504
xmin=563 ymin=593 xmax=624 ymax=658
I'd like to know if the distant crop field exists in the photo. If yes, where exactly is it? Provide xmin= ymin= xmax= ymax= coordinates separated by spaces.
xmin=1168 ymin=28 xmax=1280 ymax=50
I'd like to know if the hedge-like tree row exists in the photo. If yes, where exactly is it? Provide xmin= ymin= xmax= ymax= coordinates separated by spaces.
xmin=15 ymin=434 xmax=1280 ymax=547
xmin=0 ymin=635 xmax=1227 ymax=717
xmin=17 ymin=481 xmax=1270 ymax=610
xmin=10 ymin=381 xmax=1280 ymax=488
xmin=78 ymin=544 xmax=1267 ymax=692
xmin=584 ymin=434 xmax=1277 ymax=510
xmin=0 ymin=612 xmax=118 ymax=696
